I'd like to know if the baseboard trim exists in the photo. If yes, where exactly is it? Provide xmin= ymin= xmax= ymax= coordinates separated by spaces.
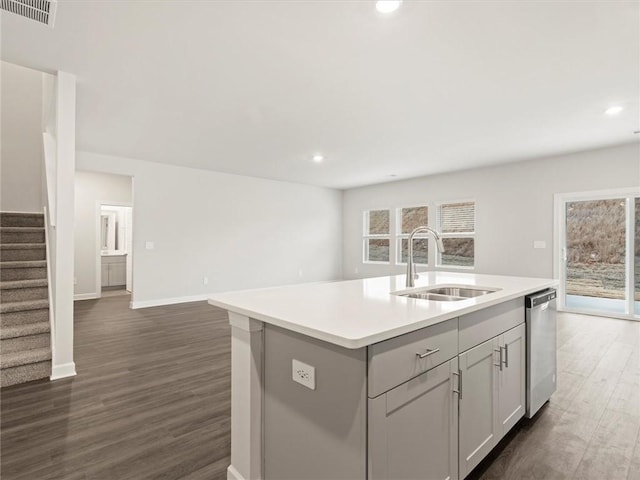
xmin=50 ymin=362 xmax=76 ymax=380
xmin=227 ymin=465 xmax=243 ymax=480
xmin=130 ymin=294 xmax=209 ymax=309
xmin=74 ymin=293 xmax=99 ymax=301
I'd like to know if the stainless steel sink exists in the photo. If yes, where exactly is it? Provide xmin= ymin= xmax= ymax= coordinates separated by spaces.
xmin=425 ymin=287 xmax=498 ymax=298
xmin=395 ymin=285 xmax=500 ymax=302
xmin=403 ymin=292 xmax=466 ymax=302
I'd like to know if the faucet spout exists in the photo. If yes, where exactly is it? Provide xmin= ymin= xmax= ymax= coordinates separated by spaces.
xmin=406 ymin=226 xmax=445 ymax=288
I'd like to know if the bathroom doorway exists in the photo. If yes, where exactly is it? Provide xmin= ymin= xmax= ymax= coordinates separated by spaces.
xmin=73 ymin=171 xmax=134 ymax=303
xmin=99 ymin=204 xmax=133 ymax=298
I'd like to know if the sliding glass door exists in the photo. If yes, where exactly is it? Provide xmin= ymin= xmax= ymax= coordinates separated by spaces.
xmin=556 ymin=188 xmax=640 ymax=320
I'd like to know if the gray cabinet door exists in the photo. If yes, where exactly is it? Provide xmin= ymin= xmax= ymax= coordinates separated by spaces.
xmin=497 ymin=323 xmax=526 ymax=439
xmin=458 ymin=337 xmax=499 ymax=479
xmin=369 ymin=359 xmax=459 ymax=480
xmin=109 ymin=262 xmax=126 ymax=286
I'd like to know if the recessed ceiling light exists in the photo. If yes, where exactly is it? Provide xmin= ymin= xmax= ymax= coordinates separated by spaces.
xmin=376 ymin=1 xmax=402 ymax=14
xmin=605 ymin=106 xmax=624 ymax=116
xmin=312 ymin=154 xmax=324 ymax=163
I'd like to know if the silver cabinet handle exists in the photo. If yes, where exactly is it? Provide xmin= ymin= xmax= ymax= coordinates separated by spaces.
xmin=504 ymin=344 xmax=509 ymax=368
xmin=452 ymin=371 xmax=460 ymax=397
xmin=458 ymin=369 xmax=463 ymax=399
xmin=416 ymin=348 xmax=440 ymax=359
xmin=494 ymin=348 xmax=503 ymax=371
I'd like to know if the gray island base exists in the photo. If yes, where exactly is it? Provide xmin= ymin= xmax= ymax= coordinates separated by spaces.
xmin=209 ymin=272 xmax=557 ymax=480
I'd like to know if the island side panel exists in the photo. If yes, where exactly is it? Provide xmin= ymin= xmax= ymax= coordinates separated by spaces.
xmin=264 ymin=324 xmax=367 ymax=479
xmin=228 ymin=313 xmax=264 ymax=480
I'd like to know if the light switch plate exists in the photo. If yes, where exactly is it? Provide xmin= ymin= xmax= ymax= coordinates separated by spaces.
xmin=292 ymin=359 xmax=315 ymax=390
xmin=145 ymin=241 xmax=155 ymax=250
xmin=533 ymin=240 xmax=546 ymax=249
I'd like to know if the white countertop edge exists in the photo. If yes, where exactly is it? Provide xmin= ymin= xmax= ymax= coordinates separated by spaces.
xmin=208 ymin=278 xmax=559 ymax=349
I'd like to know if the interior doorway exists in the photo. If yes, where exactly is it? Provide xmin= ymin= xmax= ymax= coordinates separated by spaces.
xmin=555 ymin=188 xmax=639 ymax=320
xmin=73 ymin=171 xmax=134 ymax=303
xmin=99 ymin=204 xmax=133 ymax=298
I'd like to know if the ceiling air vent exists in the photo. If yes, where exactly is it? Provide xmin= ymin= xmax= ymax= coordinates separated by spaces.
xmin=1 ymin=0 xmax=57 ymax=27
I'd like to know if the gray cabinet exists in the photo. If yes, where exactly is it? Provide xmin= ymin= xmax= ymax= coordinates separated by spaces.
xmin=458 ymin=323 xmax=526 ymax=479
xmin=459 ymin=337 xmax=499 ymax=479
xmin=101 ymin=254 xmax=127 ymax=287
xmin=497 ymin=323 xmax=526 ymax=438
xmin=369 ymin=358 xmax=459 ymax=480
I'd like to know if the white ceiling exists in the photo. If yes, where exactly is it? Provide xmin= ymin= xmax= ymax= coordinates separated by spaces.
xmin=2 ymin=1 xmax=639 ymax=189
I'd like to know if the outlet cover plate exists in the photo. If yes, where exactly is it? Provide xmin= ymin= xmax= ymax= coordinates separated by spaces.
xmin=292 ymin=359 xmax=315 ymax=390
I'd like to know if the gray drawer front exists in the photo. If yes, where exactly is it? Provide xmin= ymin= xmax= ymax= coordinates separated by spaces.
xmin=368 ymin=318 xmax=458 ymax=398
xmin=458 ymin=298 xmax=524 ymax=353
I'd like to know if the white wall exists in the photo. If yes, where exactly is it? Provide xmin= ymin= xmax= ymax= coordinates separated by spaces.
xmin=76 ymin=151 xmax=343 ymax=307
xmin=343 ymin=143 xmax=640 ymax=280
xmin=74 ymin=172 xmax=133 ymax=299
xmin=1 ymin=61 xmax=43 ymax=212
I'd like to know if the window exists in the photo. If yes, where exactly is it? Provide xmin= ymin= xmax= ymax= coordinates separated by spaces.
xmin=396 ymin=206 xmax=429 ymax=264
xmin=437 ymin=201 xmax=475 ymax=267
xmin=363 ymin=209 xmax=390 ymax=263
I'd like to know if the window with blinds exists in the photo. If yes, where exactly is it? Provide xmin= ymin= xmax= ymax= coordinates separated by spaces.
xmin=437 ymin=201 xmax=475 ymax=267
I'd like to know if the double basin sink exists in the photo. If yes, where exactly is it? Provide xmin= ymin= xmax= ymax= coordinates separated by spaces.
xmin=395 ymin=285 xmax=500 ymax=302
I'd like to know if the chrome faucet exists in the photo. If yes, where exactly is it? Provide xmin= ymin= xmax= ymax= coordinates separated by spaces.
xmin=406 ymin=226 xmax=445 ymax=288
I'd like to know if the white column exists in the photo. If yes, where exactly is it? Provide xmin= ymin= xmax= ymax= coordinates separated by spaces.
xmin=51 ymin=71 xmax=76 ymax=380
xmin=227 ymin=312 xmax=264 ymax=480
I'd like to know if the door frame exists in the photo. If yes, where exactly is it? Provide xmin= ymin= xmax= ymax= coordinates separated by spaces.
xmin=95 ymin=201 xmax=134 ymax=299
xmin=553 ymin=186 xmax=639 ymax=321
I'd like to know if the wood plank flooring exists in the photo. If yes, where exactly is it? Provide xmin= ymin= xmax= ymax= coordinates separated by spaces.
xmin=1 ymin=297 xmax=639 ymax=479
xmin=1 ymin=296 xmax=231 ymax=480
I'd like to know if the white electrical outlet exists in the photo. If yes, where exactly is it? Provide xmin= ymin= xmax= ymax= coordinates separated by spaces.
xmin=203 ymin=277 xmax=209 ymax=285
xmin=292 ymin=359 xmax=315 ymax=390
xmin=145 ymin=241 xmax=155 ymax=250
xmin=533 ymin=240 xmax=546 ymax=249
xmin=298 ymin=268 xmax=303 ymax=278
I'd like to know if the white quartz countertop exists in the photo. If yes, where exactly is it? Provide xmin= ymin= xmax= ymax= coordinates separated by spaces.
xmin=208 ymin=272 xmax=558 ymax=349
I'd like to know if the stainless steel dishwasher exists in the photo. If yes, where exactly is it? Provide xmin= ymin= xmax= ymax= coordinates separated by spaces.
xmin=525 ymin=288 xmax=557 ymax=418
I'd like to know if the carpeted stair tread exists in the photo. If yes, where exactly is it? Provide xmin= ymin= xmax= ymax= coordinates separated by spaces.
xmin=1 ymin=361 xmax=50 ymax=387
xmin=0 ymin=279 xmax=48 ymax=290
xmin=1 ymin=348 xmax=51 ymax=369
xmin=0 ymin=299 xmax=49 ymax=314
xmin=0 ymin=227 xmax=44 ymax=232
xmin=0 ymin=212 xmax=44 ymax=228
xmin=0 ymin=260 xmax=47 ymax=269
xmin=1 ymin=321 xmax=50 ymax=339
xmin=0 ymin=243 xmax=45 ymax=250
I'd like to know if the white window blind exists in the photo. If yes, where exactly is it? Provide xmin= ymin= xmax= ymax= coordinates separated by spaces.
xmin=440 ymin=202 xmax=475 ymax=233
xmin=438 ymin=201 xmax=475 ymax=268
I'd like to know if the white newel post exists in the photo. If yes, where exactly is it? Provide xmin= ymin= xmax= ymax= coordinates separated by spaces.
xmin=228 ymin=312 xmax=264 ymax=480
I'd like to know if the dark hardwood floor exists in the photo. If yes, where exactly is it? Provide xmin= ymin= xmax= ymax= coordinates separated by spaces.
xmin=1 ymin=296 xmax=231 ymax=480
xmin=1 ymin=297 xmax=639 ymax=479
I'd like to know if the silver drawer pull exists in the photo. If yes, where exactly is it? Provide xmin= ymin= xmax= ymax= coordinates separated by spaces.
xmin=416 ymin=348 xmax=440 ymax=359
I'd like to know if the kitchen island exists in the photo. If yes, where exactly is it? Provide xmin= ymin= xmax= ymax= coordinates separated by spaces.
xmin=209 ymin=272 xmax=558 ymax=480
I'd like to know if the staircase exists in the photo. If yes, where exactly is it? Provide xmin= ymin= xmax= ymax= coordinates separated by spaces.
xmin=0 ymin=212 xmax=52 ymax=387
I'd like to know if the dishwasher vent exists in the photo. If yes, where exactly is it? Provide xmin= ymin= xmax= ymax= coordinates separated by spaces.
xmin=1 ymin=0 xmax=57 ymax=27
